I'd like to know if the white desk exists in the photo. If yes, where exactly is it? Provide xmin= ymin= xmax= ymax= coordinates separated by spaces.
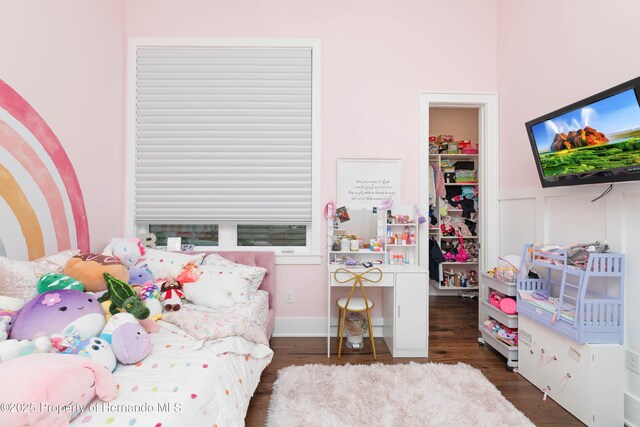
xmin=327 ymin=264 xmax=429 ymax=358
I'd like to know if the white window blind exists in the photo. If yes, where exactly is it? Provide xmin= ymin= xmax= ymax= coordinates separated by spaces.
xmin=135 ymin=46 xmax=313 ymax=225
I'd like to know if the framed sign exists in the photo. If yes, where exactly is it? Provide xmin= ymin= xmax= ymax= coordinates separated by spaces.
xmin=337 ymin=158 xmax=403 ymax=208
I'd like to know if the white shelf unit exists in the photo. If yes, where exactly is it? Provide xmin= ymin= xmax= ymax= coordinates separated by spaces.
xmin=428 ymin=153 xmax=480 ymax=291
xmin=327 ymin=205 xmax=419 ymax=268
xmin=478 ymin=272 xmax=518 ymax=369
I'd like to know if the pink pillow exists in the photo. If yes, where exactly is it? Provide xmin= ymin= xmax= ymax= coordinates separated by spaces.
xmin=0 ymin=249 xmax=79 ymax=300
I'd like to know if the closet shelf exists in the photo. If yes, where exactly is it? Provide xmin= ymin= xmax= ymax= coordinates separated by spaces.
xmin=445 ymin=183 xmax=478 ymax=186
xmin=430 ymin=153 xmax=478 ymax=159
xmin=440 ymin=236 xmax=477 ymax=240
xmin=442 ymin=261 xmax=478 ymax=265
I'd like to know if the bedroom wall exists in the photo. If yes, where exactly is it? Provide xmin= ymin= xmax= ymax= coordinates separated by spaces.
xmin=496 ymin=0 xmax=640 ymax=423
xmin=0 ymin=0 xmax=126 ymax=253
xmin=125 ymin=0 xmax=499 ymax=328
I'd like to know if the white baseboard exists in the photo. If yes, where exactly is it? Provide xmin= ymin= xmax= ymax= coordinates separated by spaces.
xmin=626 ymin=392 xmax=640 ymax=427
xmin=273 ymin=316 xmax=384 ymax=337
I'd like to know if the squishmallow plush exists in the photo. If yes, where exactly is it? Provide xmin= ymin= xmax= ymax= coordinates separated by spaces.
xmin=36 ymin=272 xmax=84 ymax=294
xmin=137 ymin=282 xmax=162 ymax=321
xmin=64 ymin=253 xmax=129 ymax=293
xmin=128 ymin=264 xmax=154 ymax=286
xmin=102 ymin=237 xmax=146 ymax=269
xmin=100 ymin=313 xmax=152 ymax=364
xmin=0 ymin=353 xmax=117 ymax=426
xmin=11 ymin=290 xmax=106 ymax=340
xmin=62 ymin=335 xmax=117 ymax=372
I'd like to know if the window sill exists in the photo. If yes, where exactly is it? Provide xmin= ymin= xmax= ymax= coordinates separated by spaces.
xmin=276 ymin=252 xmax=322 ymax=265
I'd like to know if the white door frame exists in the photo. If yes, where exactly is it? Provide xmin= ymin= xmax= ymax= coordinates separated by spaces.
xmin=418 ymin=92 xmax=499 ymax=279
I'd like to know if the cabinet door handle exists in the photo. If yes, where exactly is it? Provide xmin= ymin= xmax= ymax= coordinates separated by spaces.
xmin=398 ymin=305 xmax=401 ymax=318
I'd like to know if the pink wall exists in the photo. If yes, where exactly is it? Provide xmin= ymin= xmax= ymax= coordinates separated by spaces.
xmin=0 ymin=1 xmax=126 ymax=252
xmin=497 ymin=0 xmax=640 ymax=190
xmin=1 ymin=1 xmax=498 ymax=319
xmin=126 ymin=0 xmax=499 ymax=317
xmin=497 ymin=1 xmax=640 ymax=420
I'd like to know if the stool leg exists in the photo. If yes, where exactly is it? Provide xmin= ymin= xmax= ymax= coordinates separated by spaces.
xmin=365 ymin=308 xmax=376 ymax=360
xmin=338 ymin=308 xmax=348 ymax=359
xmin=336 ymin=308 xmax=342 ymax=341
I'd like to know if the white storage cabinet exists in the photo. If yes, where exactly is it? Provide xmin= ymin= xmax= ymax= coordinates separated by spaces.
xmin=517 ymin=315 xmax=623 ymax=426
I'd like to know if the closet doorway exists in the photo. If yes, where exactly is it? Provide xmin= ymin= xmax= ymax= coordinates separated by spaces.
xmin=418 ymin=93 xmax=499 ymax=352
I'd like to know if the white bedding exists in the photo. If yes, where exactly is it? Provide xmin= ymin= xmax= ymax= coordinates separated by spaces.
xmin=71 ymin=321 xmax=273 ymax=427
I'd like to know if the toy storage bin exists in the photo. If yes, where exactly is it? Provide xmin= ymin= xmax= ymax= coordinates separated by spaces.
xmin=454 ymin=169 xmax=476 ymax=183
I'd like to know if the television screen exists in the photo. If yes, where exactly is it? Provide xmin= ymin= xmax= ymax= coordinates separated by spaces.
xmin=526 ymin=77 xmax=640 ymax=187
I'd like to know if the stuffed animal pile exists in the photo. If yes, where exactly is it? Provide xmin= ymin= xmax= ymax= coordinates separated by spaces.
xmin=0 ymin=239 xmax=159 ymax=369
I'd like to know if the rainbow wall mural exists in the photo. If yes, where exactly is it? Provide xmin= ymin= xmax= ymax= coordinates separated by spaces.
xmin=0 ymin=80 xmax=89 ymax=260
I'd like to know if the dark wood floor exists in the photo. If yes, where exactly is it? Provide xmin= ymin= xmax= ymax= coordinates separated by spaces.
xmin=245 ymin=296 xmax=584 ymax=426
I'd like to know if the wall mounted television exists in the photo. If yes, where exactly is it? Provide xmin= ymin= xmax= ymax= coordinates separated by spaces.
xmin=525 ymin=76 xmax=640 ymax=188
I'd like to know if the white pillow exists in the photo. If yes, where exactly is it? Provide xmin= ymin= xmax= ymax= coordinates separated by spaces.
xmin=182 ymin=282 xmax=234 ymax=309
xmin=195 ymin=265 xmax=251 ymax=303
xmin=0 ymin=249 xmax=80 ymax=300
xmin=201 ymin=254 xmax=267 ymax=293
xmin=137 ymin=248 xmax=204 ymax=280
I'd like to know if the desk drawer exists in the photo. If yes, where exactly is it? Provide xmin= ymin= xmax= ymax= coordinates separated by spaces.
xmin=330 ymin=271 xmax=395 ymax=287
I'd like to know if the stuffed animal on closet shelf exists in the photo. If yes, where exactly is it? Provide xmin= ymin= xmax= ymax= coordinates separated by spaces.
xmin=102 ymin=237 xmax=147 ymax=269
xmin=98 ymin=273 xmax=150 ymax=320
xmin=64 ymin=253 xmax=129 ymax=293
xmin=0 ymin=353 xmax=118 ymax=426
xmin=160 ymin=278 xmax=184 ymax=311
xmin=100 ymin=313 xmax=152 ymax=364
xmin=10 ymin=289 xmax=106 ymax=340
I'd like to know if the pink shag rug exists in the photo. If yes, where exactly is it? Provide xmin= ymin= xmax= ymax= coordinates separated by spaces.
xmin=266 ymin=362 xmax=534 ymax=427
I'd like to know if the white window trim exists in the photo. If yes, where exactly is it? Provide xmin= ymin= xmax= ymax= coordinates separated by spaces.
xmin=125 ymin=38 xmax=322 ymax=264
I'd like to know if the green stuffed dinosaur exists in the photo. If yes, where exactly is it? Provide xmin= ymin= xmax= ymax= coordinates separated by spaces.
xmin=97 ymin=272 xmax=150 ymax=320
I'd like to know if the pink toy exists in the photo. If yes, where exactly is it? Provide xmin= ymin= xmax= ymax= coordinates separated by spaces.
xmin=0 ymin=353 xmax=117 ymax=426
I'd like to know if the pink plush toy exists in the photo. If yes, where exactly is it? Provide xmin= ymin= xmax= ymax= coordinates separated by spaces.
xmin=0 ymin=353 xmax=117 ymax=426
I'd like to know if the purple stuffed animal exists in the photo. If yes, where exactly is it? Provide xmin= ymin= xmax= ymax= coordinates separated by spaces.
xmin=11 ymin=290 xmax=105 ymax=340
xmin=99 ymin=312 xmax=151 ymax=364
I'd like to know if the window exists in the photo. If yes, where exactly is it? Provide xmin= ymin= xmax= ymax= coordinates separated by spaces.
xmin=128 ymin=39 xmax=320 ymax=259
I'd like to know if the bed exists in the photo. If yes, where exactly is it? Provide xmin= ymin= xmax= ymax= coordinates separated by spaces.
xmin=516 ymin=244 xmax=624 ymax=344
xmin=67 ymin=250 xmax=276 ymax=427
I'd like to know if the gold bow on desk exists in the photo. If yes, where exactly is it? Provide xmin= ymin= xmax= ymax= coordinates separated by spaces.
xmin=333 ymin=267 xmax=382 ymax=359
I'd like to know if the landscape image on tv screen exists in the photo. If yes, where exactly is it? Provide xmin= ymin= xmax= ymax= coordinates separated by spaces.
xmin=531 ymin=88 xmax=640 ymax=178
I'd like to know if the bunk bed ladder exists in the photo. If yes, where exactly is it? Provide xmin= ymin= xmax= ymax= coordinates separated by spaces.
xmin=558 ymin=268 xmax=582 ymax=327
